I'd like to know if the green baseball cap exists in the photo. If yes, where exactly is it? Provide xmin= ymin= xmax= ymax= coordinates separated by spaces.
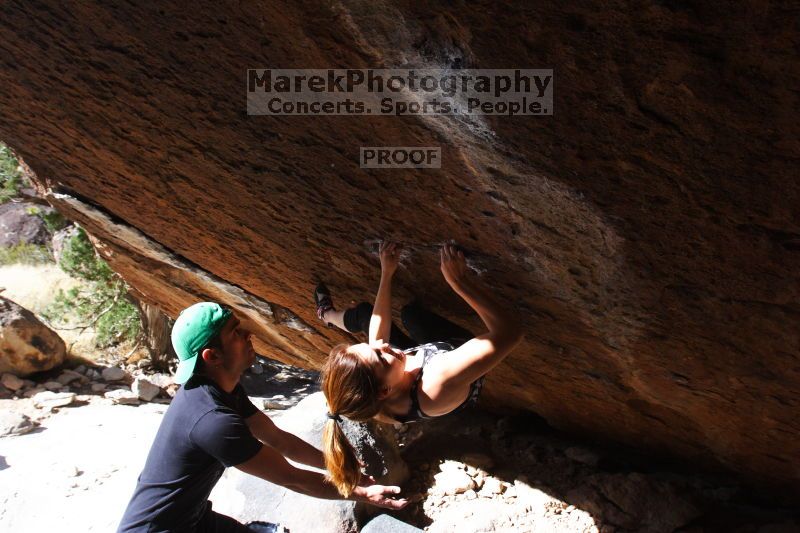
xmin=171 ymin=302 xmax=232 ymax=384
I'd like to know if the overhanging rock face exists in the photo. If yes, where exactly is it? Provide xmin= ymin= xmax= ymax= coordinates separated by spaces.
xmin=0 ymin=2 xmax=797 ymax=497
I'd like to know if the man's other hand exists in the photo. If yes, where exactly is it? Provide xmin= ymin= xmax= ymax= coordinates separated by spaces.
xmin=352 ymin=484 xmax=408 ymax=510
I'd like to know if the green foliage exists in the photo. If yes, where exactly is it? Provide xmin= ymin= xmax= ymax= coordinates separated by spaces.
xmin=25 ymin=206 xmax=68 ymax=233
xmin=58 ymin=227 xmax=114 ymax=281
xmin=43 ymin=227 xmax=141 ymax=347
xmin=0 ymin=143 xmax=26 ymax=203
xmin=0 ymin=243 xmax=53 ymax=265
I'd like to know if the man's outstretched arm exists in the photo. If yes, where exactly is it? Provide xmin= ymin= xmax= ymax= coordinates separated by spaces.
xmin=246 ymin=411 xmax=324 ymax=469
xmin=235 ymin=445 xmax=407 ymax=509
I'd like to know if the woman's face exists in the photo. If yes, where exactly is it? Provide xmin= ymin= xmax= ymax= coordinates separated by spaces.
xmin=352 ymin=342 xmax=406 ymax=393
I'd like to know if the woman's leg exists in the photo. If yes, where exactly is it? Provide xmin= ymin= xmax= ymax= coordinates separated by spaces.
xmin=338 ymin=302 xmax=415 ymax=350
xmin=400 ymin=302 xmax=473 ymax=347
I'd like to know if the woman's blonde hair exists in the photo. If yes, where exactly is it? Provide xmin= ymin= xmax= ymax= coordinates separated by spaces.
xmin=321 ymin=344 xmax=384 ymax=496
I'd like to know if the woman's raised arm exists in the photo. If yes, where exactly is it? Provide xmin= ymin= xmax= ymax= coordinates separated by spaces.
xmin=368 ymin=240 xmax=400 ymax=344
xmin=431 ymin=243 xmax=523 ymax=388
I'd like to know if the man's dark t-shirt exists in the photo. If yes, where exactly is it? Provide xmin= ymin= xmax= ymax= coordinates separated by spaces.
xmin=118 ymin=376 xmax=263 ymax=532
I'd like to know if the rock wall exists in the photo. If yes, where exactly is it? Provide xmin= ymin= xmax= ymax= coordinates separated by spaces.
xmin=0 ymin=2 xmax=797 ymax=498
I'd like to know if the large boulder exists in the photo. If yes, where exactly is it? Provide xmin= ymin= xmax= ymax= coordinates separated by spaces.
xmin=0 ymin=202 xmax=51 ymax=247
xmin=0 ymin=295 xmax=66 ymax=377
xmin=0 ymin=3 xmax=798 ymax=499
xmin=210 ymin=392 xmax=408 ymax=533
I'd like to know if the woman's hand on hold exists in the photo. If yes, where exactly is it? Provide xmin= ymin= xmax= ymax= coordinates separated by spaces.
xmin=379 ymin=240 xmax=400 ymax=277
xmin=440 ymin=242 xmax=468 ymax=289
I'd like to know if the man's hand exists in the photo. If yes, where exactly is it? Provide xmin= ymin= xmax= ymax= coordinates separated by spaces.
xmin=379 ymin=240 xmax=400 ymax=277
xmin=352 ymin=484 xmax=409 ymax=510
xmin=440 ymin=242 xmax=469 ymax=288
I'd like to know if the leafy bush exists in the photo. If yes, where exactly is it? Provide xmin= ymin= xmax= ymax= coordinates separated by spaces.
xmin=0 ymin=243 xmax=53 ymax=265
xmin=0 ymin=143 xmax=27 ymax=203
xmin=25 ymin=206 xmax=68 ymax=233
xmin=43 ymin=227 xmax=141 ymax=347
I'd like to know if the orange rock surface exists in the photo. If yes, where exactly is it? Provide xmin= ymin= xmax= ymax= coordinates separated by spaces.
xmin=0 ymin=1 xmax=797 ymax=499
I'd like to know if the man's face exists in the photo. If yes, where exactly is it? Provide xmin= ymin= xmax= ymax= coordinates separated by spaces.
xmin=216 ymin=315 xmax=256 ymax=375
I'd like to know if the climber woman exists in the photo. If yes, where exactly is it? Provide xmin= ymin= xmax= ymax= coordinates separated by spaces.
xmin=313 ymin=240 xmax=523 ymax=497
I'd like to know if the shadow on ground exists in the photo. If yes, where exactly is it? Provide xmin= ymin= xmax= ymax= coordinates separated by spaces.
xmin=391 ymin=409 xmax=800 ymax=532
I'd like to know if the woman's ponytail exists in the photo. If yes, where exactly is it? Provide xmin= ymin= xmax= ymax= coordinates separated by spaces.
xmin=322 ymin=416 xmax=361 ymax=497
xmin=321 ymin=344 xmax=384 ymax=497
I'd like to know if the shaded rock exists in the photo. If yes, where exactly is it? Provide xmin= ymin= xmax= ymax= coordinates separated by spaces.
xmin=0 ymin=296 xmax=66 ymax=377
xmin=91 ymin=383 xmax=107 ymax=393
xmin=565 ymin=446 xmax=600 ymax=467
xmin=0 ymin=202 xmax=50 ymax=246
xmin=0 ymin=411 xmax=36 ymax=437
xmin=1 ymin=372 xmax=24 ymax=391
xmin=33 ymin=391 xmax=75 ymax=408
xmin=101 ymin=367 xmax=126 ymax=382
xmin=104 ymin=389 xmax=140 ymax=405
xmin=23 ymin=386 xmax=45 ymax=398
xmin=758 ymin=521 xmax=800 ymax=533
xmin=460 ymin=452 xmax=494 ymax=471
xmin=57 ymin=369 xmax=83 ymax=386
xmin=43 ymin=380 xmax=64 ymax=391
xmin=209 ymin=392 xmax=407 ymax=533
xmin=361 ymin=514 xmax=423 ymax=533
xmin=567 ymin=473 xmax=700 ymax=531
xmin=132 ymin=377 xmax=160 ymax=401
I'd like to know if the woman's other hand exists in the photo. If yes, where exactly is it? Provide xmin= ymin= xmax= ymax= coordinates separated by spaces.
xmin=379 ymin=240 xmax=400 ymax=277
xmin=440 ymin=242 xmax=468 ymax=288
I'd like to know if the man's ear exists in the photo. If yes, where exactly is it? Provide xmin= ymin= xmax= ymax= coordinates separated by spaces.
xmin=377 ymin=385 xmax=390 ymax=401
xmin=200 ymin=347 xmax=220 ymax=366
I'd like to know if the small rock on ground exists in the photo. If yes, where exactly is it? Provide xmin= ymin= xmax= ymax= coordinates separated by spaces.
xmin=101 ymin=367 xmax=126 ymax=382
xmin=0 ymin=411 xmax=36 ymax=437
xmin=132 ymin=377 xmax=161 ymax=401
xmin=33 ymin=391 xmax=76 ymax=409
xmin=1 ymin=373 xmax=24 ymax=391
xmin=104 ymin=389 xmax=140 ymax=405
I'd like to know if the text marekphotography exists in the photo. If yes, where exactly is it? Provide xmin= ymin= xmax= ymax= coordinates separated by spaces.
xmin=247 ymin=69 xmax=553 ymax=116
